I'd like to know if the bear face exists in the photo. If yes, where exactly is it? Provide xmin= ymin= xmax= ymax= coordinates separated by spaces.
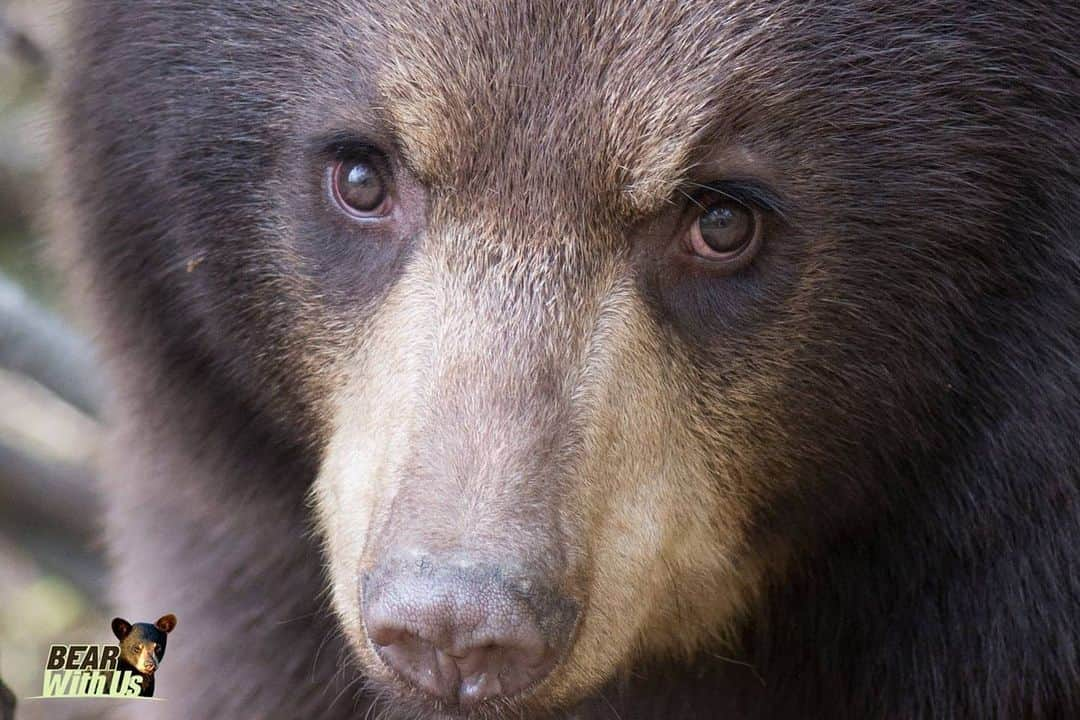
xmin=306 ymin=4 xmax=1078 ymax=714
xmin=112 ymin=615 xmax=176 ymax=676
xmin=58 ymin=1 xmax=1079 ymax=718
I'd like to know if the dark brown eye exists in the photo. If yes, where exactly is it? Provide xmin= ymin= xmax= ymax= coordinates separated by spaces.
xmin=686 ymin=198 xmax=762 ymax=268
xmin=331 ymin=158 xmax=389 ymax=217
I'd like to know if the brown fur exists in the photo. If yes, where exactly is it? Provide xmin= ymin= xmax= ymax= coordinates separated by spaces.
xmin=56 ymin=1 xmax=1080 ymax=718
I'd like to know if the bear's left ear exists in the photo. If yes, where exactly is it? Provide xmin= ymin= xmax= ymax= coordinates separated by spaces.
xmin=111 ymin=618 xmax=132 ymax=640
xmin=155 ymin=614 xmax=177 ymax=633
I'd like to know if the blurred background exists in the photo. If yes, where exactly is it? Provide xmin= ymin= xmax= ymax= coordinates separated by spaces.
xmin=1 ymin=1 xmax=111 ymax=717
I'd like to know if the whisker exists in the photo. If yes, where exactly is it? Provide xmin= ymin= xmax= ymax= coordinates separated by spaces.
xmin=676 ymin=187 xmax=707 ymax=211
xmin=326 ymin=673 xmax=366 ymax=711
xmin=600 ymin=687 xmax=625 ymax=720
xmin=708 ymin=650 xmax=767 ymax=687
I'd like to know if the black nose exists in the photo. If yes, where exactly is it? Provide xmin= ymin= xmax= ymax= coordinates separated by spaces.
xmin=362 ymin=554 xmax=578 ymax=707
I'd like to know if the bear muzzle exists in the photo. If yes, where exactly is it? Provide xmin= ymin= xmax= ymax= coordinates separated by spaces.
xmin=361 ymin=552 xmax=579 ymax=708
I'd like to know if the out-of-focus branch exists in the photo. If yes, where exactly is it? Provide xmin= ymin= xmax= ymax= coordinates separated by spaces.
xmin=0 ymin=11 xmax=49 ymax=72
xmin=0 ymin=273 xmax=102 ymax=417
xmin=0 ymin=438 xmax=98 ymax=540
xmin=0 ymin=437 xmax=105 ymax=598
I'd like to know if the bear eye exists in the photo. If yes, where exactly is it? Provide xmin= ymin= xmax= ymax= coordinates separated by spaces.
xmin=330 ymin=157 xmax=390 ymax=218
xmin=684 ymin=196 xmax=763 ymax=271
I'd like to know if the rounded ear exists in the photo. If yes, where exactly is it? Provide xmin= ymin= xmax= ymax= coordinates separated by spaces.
xmin=111 ymin=618 xmax=132 ymax=640
xmin=155 ymin=614 xmax=177 ymax=634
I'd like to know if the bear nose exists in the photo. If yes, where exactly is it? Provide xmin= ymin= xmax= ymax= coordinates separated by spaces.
xmin=361 ymin=554 xmax=578 ymax=707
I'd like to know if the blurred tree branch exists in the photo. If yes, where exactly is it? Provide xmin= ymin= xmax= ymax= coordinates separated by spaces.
xmin=0 ymin=436 xmax=105 ymax=599
xmin=0 ymin=272 xmax=106 ymax=599
xmin=0 ymin=10 xmax=49 ymax=72
xmin=0 ymin=273 xmax=101 ymax=416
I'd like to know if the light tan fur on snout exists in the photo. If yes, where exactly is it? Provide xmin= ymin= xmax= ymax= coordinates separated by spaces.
xmin=313 ymin=219 xmax=765 ymax=710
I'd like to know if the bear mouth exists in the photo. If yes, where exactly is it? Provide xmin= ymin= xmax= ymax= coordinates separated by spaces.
xmin=354 ymin=677 xmax=527 ymax=720
xmin=355 ymin=643 xmax=568 ymax=720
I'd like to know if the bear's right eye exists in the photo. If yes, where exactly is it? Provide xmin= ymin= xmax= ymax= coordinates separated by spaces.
xmin=330 ymin=158 xmax=391 ymax=218
xmin=682 ymin=195 xmax=764 ymax=272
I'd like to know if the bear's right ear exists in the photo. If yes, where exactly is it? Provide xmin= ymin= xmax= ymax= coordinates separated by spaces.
xmin=111 ymin=617 xmax=132 ymax=640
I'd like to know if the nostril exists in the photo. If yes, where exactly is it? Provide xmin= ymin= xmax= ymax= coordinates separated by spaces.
xmin=368 ymin=624 xmax=407 ymax=649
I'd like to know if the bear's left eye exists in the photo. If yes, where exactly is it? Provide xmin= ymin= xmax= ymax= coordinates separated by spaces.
xmin=330 ymin=157 xmax=391 ymax=218
xmin=683 ymin=196 xmax=763 ymax=271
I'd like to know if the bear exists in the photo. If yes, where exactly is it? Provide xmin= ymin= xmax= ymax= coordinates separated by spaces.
xmin=111 ymin=615 xmax=177 ymax=698
xmin=54 ymin=1 xmax=1080 ymax=719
